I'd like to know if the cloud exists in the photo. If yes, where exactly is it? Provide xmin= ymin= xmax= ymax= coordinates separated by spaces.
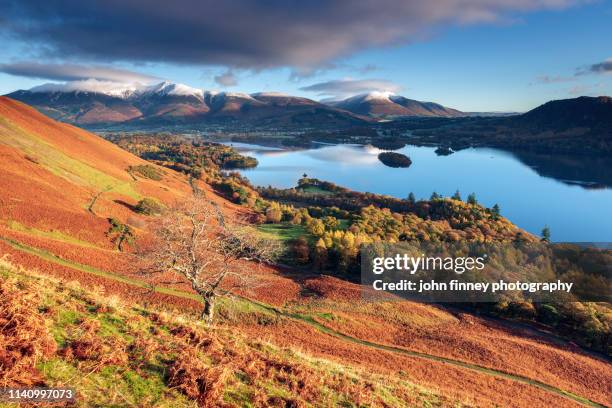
xmin=568 ymin=82 xmax=604 ymax=95
xmin=535 ymin=58 xmax=612 ymax=85
xmin=357 ymin=64 xmax=380 ymax=74
xmin=289 ymin=63 xmax=380 ymax=82
xmin=0 ymin=0 xmax=585 ymax=70
xmin=535 ymin=75 xmax=575 ymax=84
xmin=0 ymin=61 xmax=158 ymax=83
xmin=579 ymin=58 xmax=612 ymax=75
xmin=28 ymin=79 xmax=141 ymax=95
xmin=288 ymin=63 xmax=340 ymax=81
xmin=214 ymin=70 xmax=238 ymax=87
xmin=300 ymin=78 xmax=402 ymax=98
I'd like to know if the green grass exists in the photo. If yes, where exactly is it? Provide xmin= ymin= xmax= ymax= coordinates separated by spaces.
xmin=337 ymin=219 xmax=350 ymax=230
xmin=0 ymin=116 xmax=139 ymax=199
xmin=128 ymin=164 xmax=164 ymax=181
xmin=297 ymin=185 xmax=335 ymax=195
xmin=36 ymin=358 xmax=193 ymax=408
xmin=256 ymin=223 xmax=308 ymax=242
xmin=0 ymin=263 xmax=194 ymax=407
xmin=7 ymin=220 xmax=104 ymax=250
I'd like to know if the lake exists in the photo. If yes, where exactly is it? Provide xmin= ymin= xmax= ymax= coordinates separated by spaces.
xmin=227 ymin=142 xmax=612 ymax=242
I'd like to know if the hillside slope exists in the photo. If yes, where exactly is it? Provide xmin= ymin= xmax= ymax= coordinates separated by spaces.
xmin=513 ymin=96 xmax=612 ymax=130
xmin=0 ymin=95 xmax=189 ymax=251
xmin=0 ymin=97 xmax=610 ymax=407
xmin=0 ymin=95 xmax=254 ymax=299
xmin=2 ymin=260 xmax=457 ymax=407
xmin=491 ymin=96 xmax=612 ymax=154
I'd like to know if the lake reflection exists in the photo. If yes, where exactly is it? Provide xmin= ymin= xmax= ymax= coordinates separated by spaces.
xmin=229 ymin=142 xmax=612 ymax=242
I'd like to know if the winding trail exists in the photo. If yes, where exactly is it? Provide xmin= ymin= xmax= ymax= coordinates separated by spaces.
xmin=0 ymin=236 xmax=606 ymax=408
xmin=249 ymin=299 xmax=605 ymax=408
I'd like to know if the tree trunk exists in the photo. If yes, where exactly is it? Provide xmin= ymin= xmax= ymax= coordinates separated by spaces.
xmin=117 ymin=230 xmax=126 ymax=251
xmin=201 ymin=295 xmax=215 ymax=324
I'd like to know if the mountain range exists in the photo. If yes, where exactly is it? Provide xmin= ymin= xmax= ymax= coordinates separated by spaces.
xmin=6 ymin=80 xmax=464 ymax=128
xmin=328 ymin=91 xmax=463 ymax=118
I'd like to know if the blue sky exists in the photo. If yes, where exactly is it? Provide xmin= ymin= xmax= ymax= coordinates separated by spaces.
xmin=0 ymin=0 xmax=610 ymax=112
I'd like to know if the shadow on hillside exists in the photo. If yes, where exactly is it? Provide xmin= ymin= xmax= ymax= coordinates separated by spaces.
xmin=114 ymin=199 xmax=137 ymax=212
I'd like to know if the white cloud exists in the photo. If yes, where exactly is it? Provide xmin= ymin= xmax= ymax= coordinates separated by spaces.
xmin=0 ymin=61 xmax=159 ymax=83
xmin=300 ymin=78 xmax=402 ymax=99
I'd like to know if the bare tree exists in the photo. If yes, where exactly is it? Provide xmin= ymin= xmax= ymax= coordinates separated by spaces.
xmin=139 ymin=197 xmax=278 ymax=323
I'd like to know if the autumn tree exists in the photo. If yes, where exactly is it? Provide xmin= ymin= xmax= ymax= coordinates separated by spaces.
xmin=107 ymin=218 xmax=135 ymax=251
xmin=322 ymin=216 xmax=339 ymax=230
xmin=265 ymin=202 xmax=282 ymax=223
xmin=139 ymin=198 xmax=278 ymax=323
xmin=307 ymin=218 xmax=325 ymax=236
xmin=312 ymin=238 xmax=328 ymax=272
xmin=292 ymin=237 xmax=310 ymax=264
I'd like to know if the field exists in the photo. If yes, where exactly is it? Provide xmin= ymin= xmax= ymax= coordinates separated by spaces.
xmin=257 ymin=223 xmax=309 ymax=242
xmin=0 ymin=97 xmax=610 ymax=407
xmin=297 ymin=185 xmax=336 ymax=195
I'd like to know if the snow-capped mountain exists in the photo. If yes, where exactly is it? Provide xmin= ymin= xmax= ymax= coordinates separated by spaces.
xmin=6 ymin=80 xmax=463 ymax=128
xmin=6 ymin=80 xmax=367 ymax=127
xmin=330 ymin=92 xmax=464 ymax=118
xmin=137 ymin=81 xmax=205 ymax=101
xmin=28 ymin=79 xmax=206 ymax=101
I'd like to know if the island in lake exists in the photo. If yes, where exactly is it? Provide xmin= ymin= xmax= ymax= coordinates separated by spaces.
xmin=378 ymin=151 xmax=412 ymax=168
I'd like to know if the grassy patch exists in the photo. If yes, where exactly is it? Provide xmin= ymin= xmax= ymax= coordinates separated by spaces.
xmin=0 ymin=116 xmax=139 ymax=199
xmin=297 ymin=185 xmax=335 ymax=195
xmin=128 ymin=164 xmax=164 ymax=181
xmin=257 ymin=223 xmax=308 ymax=242
xmin=217 ymin=296 xmax=280 ymax=326
xmin=135 ymin=197 xmax=166 ymax=215
xmin=337 ymin=219 xmax=350 ymax=230
xmin=7 ymin=220 xmax=103 ymax=250
xmin=317 ymin=312 xmax=339 ymax=322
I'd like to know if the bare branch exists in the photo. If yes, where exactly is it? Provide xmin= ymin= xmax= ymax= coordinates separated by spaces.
xmin=136 ymin=196 xmax=278 ymax=323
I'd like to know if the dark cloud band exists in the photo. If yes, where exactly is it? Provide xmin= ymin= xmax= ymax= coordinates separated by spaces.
xmin=1 ymin=0 xmax=583 ymax=70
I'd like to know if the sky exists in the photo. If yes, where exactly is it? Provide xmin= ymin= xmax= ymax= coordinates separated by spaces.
xmin=0 ymin=0 xmax=610 ymax=112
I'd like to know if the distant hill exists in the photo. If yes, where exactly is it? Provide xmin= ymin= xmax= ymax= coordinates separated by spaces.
xmin=328 ymin=92 xmax=464 ymax=118
xmin=6 ymin=81 xmax=368 ymax=129
xmin=387 ymin=96 xmax=612 ymax=155
xmin=496 ymin=96 xmax=612 ymax=154
xmin=513 ymin=96 xmax=612 ymax=130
